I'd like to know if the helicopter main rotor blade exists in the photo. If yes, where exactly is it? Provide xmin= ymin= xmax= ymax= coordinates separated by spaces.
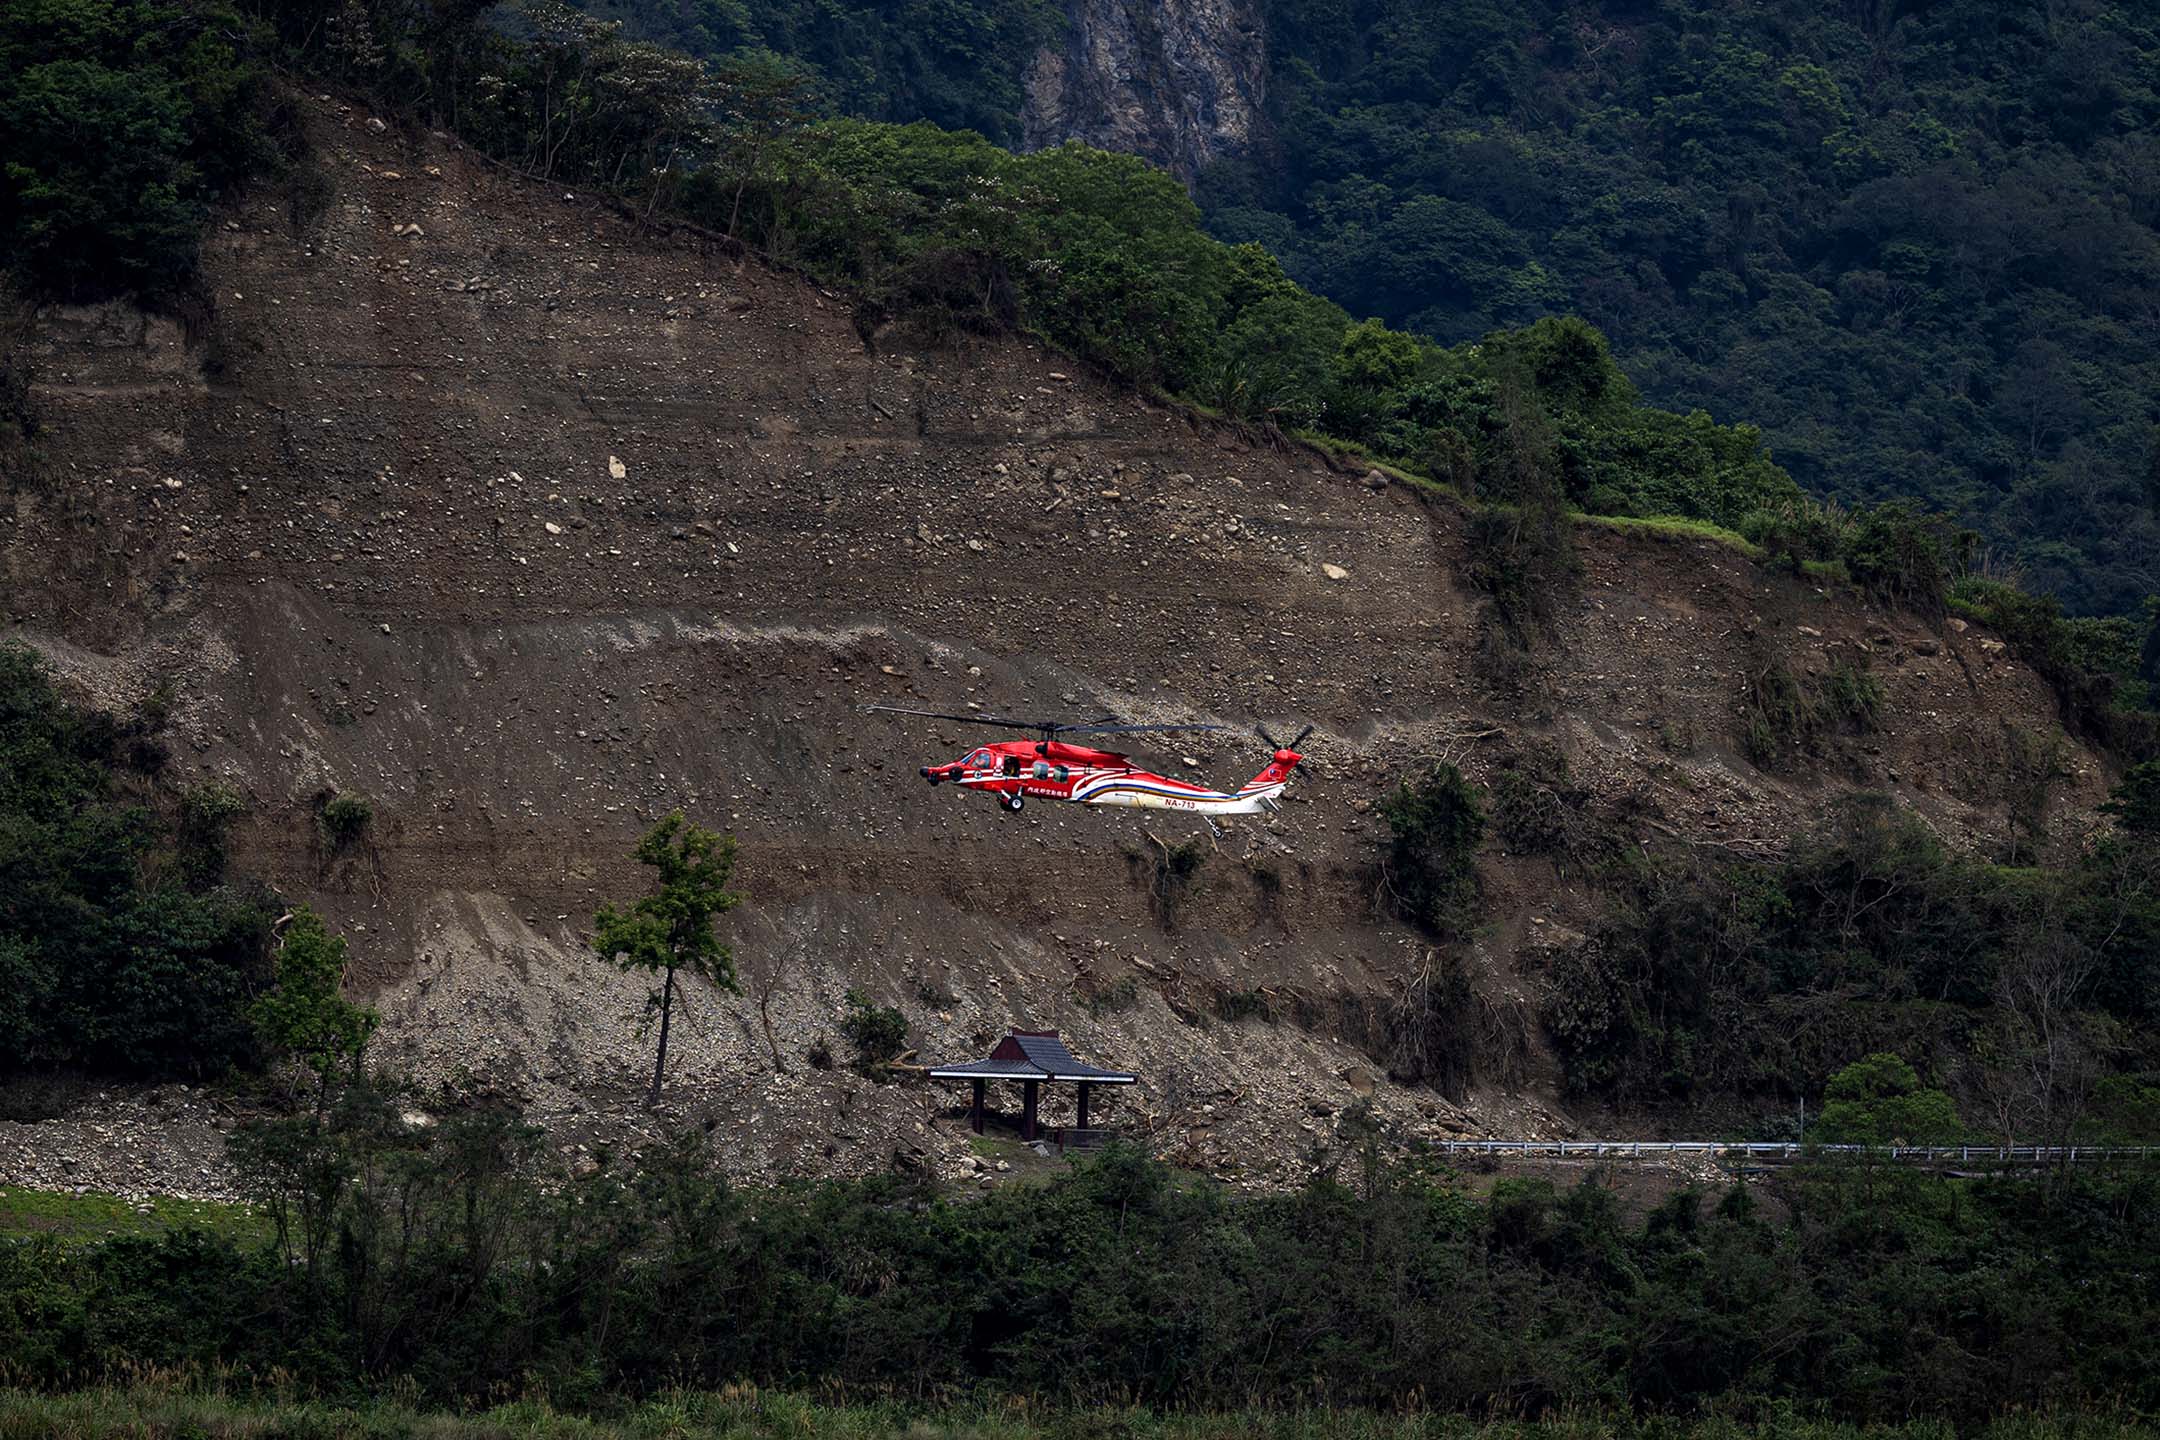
xmin=856 ymin=704 xmax=1048 ymax=731
xmin=1057 ymin=722 xmax=1231 ymax=737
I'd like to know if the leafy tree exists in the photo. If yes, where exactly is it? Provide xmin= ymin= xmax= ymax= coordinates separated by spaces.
xmin=591 ymin=811 xmax=742 ymax=1106
xmin=0 ymin=644 xmax=275 ymax=1079
xmin=1379 ymin=764 xmax=1485 ymax=937
xmin=709 ymin=47 xmax=813 ymax=235
xmin=2102 ymin=761 xmax=2160 ymax=835
xmin=1811 ymin=1052 xmax=1965 ymax=1146
xmin=249 ymin=906 xmax=377 ymax=1113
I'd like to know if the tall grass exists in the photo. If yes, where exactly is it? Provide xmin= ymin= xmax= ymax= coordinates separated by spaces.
xmin=1 ymin=1388 xmax=2154 ymax=1440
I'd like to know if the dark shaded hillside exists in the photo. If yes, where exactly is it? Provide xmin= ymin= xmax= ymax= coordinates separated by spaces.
xmin=1199 ymin=0 xmax=2160 ymax=617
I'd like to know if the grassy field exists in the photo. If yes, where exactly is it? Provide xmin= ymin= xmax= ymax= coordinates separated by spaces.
xmin=1 ymin=1387 xmax=2155 ymax=1440
xmin=0 ymin=1186 xmax=265 ymax=1247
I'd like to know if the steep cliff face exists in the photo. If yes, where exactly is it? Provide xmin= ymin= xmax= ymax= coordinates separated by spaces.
xmin=0 ymin=103 xmax=2115 ymax=1190
xmin=1021 ymin=0 xmax=1266 ymax=182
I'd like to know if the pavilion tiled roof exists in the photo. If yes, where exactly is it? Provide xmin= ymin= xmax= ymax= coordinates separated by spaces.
xmin=927 ymin=1029 xmax=1136 ymax=1083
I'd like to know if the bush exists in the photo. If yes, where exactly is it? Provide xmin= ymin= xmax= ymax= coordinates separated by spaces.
xmin=1543 ymin=792 xmax=2160 ymax=1110
xmin=11 ymin=1111 xmax=2160 ymax=1421
xmin=838 ymin=987 xmax=906 ymax=1075
xmin=2103 ymin=761 xmax=2160 ymax=835
xmin=318 ymin=791 xmax=371 ymax=849
xmin=1742 ymin=496 xmax=1852 ymax=569
xmin=1738 ymin=651 xmax=1883 ymax=771
xmin=1489 ymin=744 xmax=1602 ymax=868
xmin=176 ymin=779 xmax=245 ymax=886
xmin=251 ymin=906 xmax=377 ymax=1101
xmin=1951 ymin=578 xmax=2159 ymax=759
xmin=1810 ymin=1052 xmax=1965 ymax=1146
xmin=1839 ymin=502 xmax=1971 ymax=614
xmin=1378 ymin=764 xmax=1485 ymax=936
xmin=1126 ymin=835 xmax=1208 ymax=929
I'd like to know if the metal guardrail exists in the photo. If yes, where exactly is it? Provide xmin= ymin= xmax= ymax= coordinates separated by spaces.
xmin=1433 ymin=1141 xmax=2160 ymax=1164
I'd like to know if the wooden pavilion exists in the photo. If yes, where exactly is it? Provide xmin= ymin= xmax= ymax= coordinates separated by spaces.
xmin=928 ymin=1030 xmax=1136 ymax=1142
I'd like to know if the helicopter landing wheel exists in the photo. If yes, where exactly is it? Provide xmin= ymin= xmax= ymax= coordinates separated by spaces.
xmin=1004 ymin=793 xmax=1025 ymax=812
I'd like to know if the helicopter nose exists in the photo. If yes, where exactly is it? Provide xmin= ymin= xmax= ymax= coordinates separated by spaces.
xmin=920 ymin=766 xmax=932 ymax=780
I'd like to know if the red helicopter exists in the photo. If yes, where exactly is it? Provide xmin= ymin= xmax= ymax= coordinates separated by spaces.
xmin=861 ymin=705 xmax=1312 ymax=831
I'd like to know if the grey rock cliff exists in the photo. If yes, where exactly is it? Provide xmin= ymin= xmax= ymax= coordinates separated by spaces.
xmin=1021 ymin=0 xmax=1266 ymax=183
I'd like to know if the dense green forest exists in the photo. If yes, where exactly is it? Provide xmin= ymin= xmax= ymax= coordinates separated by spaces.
xmin=568 ymin=0 xmax=1059 ymax=145
xmin=5 ymin=1090 xmax=2160 ymax=1418
xmin=1202 ymin=0 xmax=2160 ymax=618
xmin=0 ymin=647 xmax=276 ymax=1080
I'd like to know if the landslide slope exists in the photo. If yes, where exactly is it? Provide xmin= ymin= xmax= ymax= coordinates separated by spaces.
xmin=1 ymin=100 xmax=2114 ymax=1186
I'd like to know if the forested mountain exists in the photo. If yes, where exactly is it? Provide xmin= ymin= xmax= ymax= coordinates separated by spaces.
xmin=585 ymin=0 xmax=2160 ymax=618
xmin=1202 ymin=0 xmax=2160 ymax=616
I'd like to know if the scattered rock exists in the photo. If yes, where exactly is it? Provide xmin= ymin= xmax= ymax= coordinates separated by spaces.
xmin=1321 ymin=563 xmax=1349 ymax=582
xmin=608 ymin=455 xmax=627 ymax=480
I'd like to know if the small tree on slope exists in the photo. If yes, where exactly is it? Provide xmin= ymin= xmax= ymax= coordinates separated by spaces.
xmin=251 ymin=906 xmax=379 ymax=1118
xmin=592 ymin=811 xmax=742 ymax=1106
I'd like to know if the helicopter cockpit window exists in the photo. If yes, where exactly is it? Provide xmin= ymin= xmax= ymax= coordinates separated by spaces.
xmin=965 ymin=749 xmax=993 ymax=771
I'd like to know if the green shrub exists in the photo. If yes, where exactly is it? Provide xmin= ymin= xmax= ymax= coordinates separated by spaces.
xmin=2103 ymin=761 xmax=2160 ymax=835
xmin=838 ymin=987 xmax=906 ymax=1074
xmin=1820 ymin=659 xmax=1883 ymax=730
xmin=1489 ymin=745 xmax=1598 ymax=866
xmin=251 ymin=905 xmax=377 ymax=1103
xmin=1543 ymin=793 xmax=2159 ymax=1109
xmin=175 ymin=779 xmax=245 ymax=886
xmin=318 ymin=791 xmax=371 ymax=849
xmin=14 ymin=1107 xmax=2159 ymax=1420
xmin=1810 ymin=1052 xmax=1965 ymax=1146
xmin=1378 ymin=764 xmax=1485 ymax=936
xmin=1742 ymin=496 xmax=1852 ymax=570
xmin=1839 ymin=502 xmax=1972 ymax=614
xmin=1739 ymin=652 xmax=1883 ymax=771
xmin=1951 ymin=578 xmax=2159 ymax=759
xmin=1084 ymin=974 xmax=1140 ymax=1016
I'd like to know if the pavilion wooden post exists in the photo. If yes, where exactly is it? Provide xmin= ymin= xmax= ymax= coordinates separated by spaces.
xmin=970 ymin=1078 xmax=986 ymax=1135
xmin=1022 ymin=1079 xmax=1040 ymax=1141
xmin=1076 ymin=1080 xmax=1092 ymax=1131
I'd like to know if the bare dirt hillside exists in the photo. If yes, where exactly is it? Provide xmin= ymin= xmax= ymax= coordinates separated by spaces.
xmin=0 ymin=99 xmax=2115 ymax=1191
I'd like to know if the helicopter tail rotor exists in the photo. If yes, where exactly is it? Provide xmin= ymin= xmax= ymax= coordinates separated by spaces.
xmin=1256 ymin=723 xmax=1318 ymax=778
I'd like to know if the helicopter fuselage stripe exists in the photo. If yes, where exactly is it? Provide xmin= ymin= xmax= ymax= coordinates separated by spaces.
xmin=949 ymin=768 xmax=1288 ymax=813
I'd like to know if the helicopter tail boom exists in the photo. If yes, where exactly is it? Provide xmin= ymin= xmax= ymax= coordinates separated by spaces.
xmin=1234 ymin=747 xmax=1303 ymax=802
